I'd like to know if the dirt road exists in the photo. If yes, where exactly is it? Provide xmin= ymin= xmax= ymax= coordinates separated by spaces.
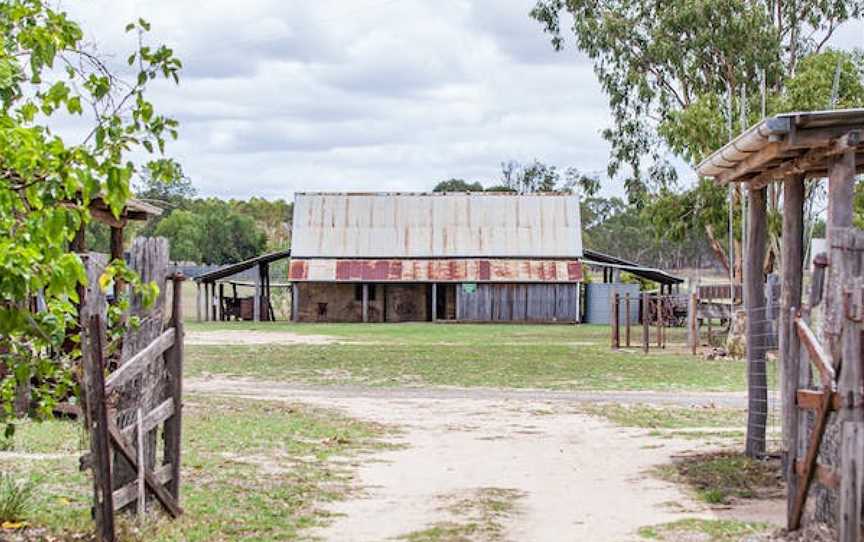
xmin=187 ymin=377 xmax=777 ymax=541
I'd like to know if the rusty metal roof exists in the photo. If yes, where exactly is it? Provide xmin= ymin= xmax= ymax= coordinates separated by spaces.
xmin=291 ymin=192 xmax=583 ymax=258
xmin=289 ymin=258 xmax=583 ymax=283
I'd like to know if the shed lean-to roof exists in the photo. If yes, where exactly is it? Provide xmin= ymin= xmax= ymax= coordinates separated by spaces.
xmin=290 ymin=192 xmax=583 ymax=259
xmin=696 ymin=109 xmax=864 ymax=184
xmin=193 ymin=249 xmax=292 ymax=283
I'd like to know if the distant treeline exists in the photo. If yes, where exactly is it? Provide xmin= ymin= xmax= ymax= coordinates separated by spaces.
xmin=87 ymin=175 xmax=292 ymax=265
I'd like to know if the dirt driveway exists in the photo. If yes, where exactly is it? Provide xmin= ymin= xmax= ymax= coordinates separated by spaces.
xmin=187 ymin=377 xmax=780 ymax=541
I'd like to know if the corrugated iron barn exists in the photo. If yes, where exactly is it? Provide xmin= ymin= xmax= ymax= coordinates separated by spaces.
xmin=288 ymin=192 xmax=584 ymax=323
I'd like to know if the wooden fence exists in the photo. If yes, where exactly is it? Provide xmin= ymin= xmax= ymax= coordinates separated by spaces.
xmin=610 ymin=293 xmax=687 ymax=352
xmin=79 ymin=238 xmax=184 ymax=542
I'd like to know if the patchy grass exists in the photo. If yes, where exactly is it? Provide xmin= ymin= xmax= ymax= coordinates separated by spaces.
xmin=654 ymin=452 xmax=783 ymax=505
xmin=1 ymin=396 xmax=393 ymax=541
xmin=577 ymin=403 xmax=747 ymax=430
xmin=398 ymin=487 xmax=525 ymax=542
xmin=638 ymin=518 xmax=772 ymax=541
xmin=185 ymin=323 xmax=758 ymax=392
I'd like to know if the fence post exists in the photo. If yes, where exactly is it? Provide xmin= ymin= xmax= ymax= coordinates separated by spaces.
xmin=164 ymin=274 xmax=185 ymax=500
xmin=655 ymin=297 xmax=662 ymax=348
xmin=83 ymin=315 xmax=115 ymax=542
xmin=688 ymin=292 xmax=698 ymax=355
xmin=642 ymin=292 xmax=650 ymax=354
xmin=841 ymin=421 xmax=864 ymax=542
xmin=624 ymin=293 xmax=631 ymax=347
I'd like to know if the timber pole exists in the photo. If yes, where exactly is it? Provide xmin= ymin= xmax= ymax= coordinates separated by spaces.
xmin=745 ymin=184 xmax=768 ymax=458
xmin=780 ymin=174 xmax=805 ymax=521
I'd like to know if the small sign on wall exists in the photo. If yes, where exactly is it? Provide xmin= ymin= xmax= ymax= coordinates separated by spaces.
xmin=462 ymin=283 xmax=477 ymax=294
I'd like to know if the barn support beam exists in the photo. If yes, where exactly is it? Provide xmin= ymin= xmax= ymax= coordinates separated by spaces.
xmin=203 ymin=282 xmax=210 ymax=322
xmin=253 ymin=265 xmax=261 ymax=323
xmin=431 ymin=283 xmax=437 ymax=322
xmin=745 ymin=184 xmax=768 ymax=458
xmin=291 ymin=283 xmax=299 ymax=322
xmin=196 ymin=282 xmax=202 ymax=323
xmin=362 ymin=283 xmax=369 ymax=323
xmin=781 ymin=175 xmax=805 ymax=522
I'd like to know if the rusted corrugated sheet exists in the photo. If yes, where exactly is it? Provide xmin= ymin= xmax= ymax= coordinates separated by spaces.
xmin=291 ymin=192 xmax=583 ymax=258
xmin=289 ymin=259 xmax=582 ymax=283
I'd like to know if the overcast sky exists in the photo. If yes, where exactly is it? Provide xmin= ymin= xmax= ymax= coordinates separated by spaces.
xmin=63 ymin=1 xmax=863 ymax=200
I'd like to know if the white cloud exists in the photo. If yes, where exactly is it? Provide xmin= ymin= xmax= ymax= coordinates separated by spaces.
xmin=56 ymin=1 xmax=864 ymax=201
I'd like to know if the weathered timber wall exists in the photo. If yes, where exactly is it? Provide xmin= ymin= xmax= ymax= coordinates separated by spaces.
xmin=457 ymin=283 xmax=580 ymax=322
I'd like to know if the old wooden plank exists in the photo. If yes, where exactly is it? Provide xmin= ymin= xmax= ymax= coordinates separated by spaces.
xmin=135 ymin=408 xmax=145 ymax=518
xmin=790 ymin=383 xmax=835 ymax=529
xmin=121 ymin=399 xmax=174 ymax=438
xmin=795 ymin=319 xmax=835 ymax=388
xmin=104 ymin=328 xmax=175 ymax=393
xmin=112 ymin=463 xmax=172 ymax=512
xmin=163 ymin=274 xmax=184 ymax=500
xmin=83 ymin=316 xmax=115 ymax=542
xmin=840 ymin=422 xmax=864 ymax=542
xmin=797 ymin=389 xmax=843 ymax=411
xmin=107 ymin=422 xmax=182 ymax=518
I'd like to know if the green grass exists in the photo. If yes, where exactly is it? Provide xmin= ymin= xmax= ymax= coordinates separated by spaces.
xmin=1 ymin=396 xmax=393 ymax=541
xmin=654 ymin=452 xmax=783 ymax=505
xmin=185 ymin=322 xmax=759 ymax=392
xmin=577 ymin=403 xmax=747 ymax=430
xmin=398 ymin=487 xmax=525 ymax=542
xmin=638 ymin=518 xmax=772 ymax=541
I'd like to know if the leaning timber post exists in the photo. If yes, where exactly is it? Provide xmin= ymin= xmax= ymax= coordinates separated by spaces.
xmin=362 ymin=283 xmax=369 ymax=323
xmin=642 ymin=292 xmax=650 ymax=354
xmin=164 ymin=274 xmax=185 ymax=500
xmin=688 ymin=292 xmax=698 ymax=355
xmin=625 ymin=293 xmax=631 ymax=347
xmin=745 ymin=184 xmax=768 ymax=458
xmin=83 ymin=315 xmax=115 ymax=542
xmin=781 ymin=175 xmax=805 ymax=523
xmin=195 ymin=282 xmax=202 ymax=323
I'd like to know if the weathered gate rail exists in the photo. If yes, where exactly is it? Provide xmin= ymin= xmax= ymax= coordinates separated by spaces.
xmin=79 ymin=238 xmax=184 ymax=542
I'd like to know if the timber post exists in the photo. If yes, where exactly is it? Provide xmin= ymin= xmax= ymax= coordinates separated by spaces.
xmin=641 ymin=292 xmax=649 ymax=354
xmin=164 ymin=273 xmax=185 ymax=500
xmin=688 ymin=292 xmax=698 ymax=355
xmin=624 ymin=293 xmax=631 ymax=347
xmin=195 ymin=282 xmax=202 ymax=323
xmin=431 ymin=283 xmax=437 ymax=322
xmin=362 ymin=283 xmax=369 ymax=323
xmin=291 ymin=283 xmax=299 ymax=322
xmin=745 ymin=185 xmax=768 ymax=458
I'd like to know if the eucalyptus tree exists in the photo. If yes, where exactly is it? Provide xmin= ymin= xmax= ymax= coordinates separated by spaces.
xmin=0 ymin=0 xmax=182 ymax=426
xmin=531 ymin=0 xmax=864 ymax=270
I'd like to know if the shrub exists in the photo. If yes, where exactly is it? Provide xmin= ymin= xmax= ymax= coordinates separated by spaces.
xmin=0 ymin=473 xmax=35 ymax=523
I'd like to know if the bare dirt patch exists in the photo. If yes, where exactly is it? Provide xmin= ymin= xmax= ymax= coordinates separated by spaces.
xmin=185 ymin=329 xmax=337 ymax=346
xmin=187 ymin=377 xmax=781 ymax=541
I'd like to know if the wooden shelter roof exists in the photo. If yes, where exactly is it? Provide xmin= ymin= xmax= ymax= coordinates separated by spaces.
xmin=696 ymin=108 xmax=864 ymax=185
xmin=86 ymin=197 xmax=163 ymax=228
xmin=581 ymin=249 xmax=684 ymax=285
xmin=193 ymin=249 xmax=292 ymax=283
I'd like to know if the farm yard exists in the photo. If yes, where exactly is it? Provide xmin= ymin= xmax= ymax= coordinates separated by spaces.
xmin=3 ymin=322 xmax=788 ymax=541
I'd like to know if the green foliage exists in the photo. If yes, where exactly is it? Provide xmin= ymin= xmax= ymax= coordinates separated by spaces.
xmin=433 ymin=178 xmax=484 ymax=192
xmin=154 ymin=201 xmax=267 ymax=264
xmin=0 ymin=472 xmax=35 ymax=522
xmin=531 ymin=0 xmax=864 ymax=199
xmin=0 ymin=1 xmax=181 ymax=419
xmin=781 ymin=49 xmax=864 ymax=111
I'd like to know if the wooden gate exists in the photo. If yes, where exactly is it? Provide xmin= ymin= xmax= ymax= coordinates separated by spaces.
xmin=79 ymin=238 xmax=184 ymax=541
xmin=788 ymin=228 xmax=864 ymax=540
